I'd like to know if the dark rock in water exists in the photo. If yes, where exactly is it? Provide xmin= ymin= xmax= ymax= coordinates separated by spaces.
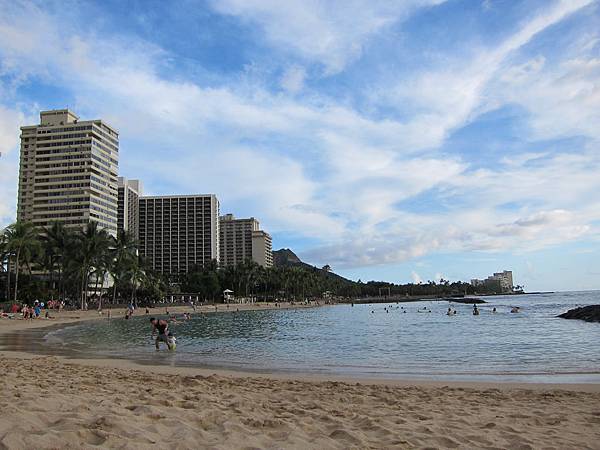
xmin=446 ymin=298 xmax=486 ymax=304
xmin=558 ymin=305 xmax=600 ymax=323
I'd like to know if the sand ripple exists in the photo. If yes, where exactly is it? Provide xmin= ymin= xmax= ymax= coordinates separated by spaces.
xmin=0 ymin=356 xmax=599 ymax=449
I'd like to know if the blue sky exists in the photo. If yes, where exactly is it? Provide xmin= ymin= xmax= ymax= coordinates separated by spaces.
xmin=1 ymin=0 xmax=599 ymax=291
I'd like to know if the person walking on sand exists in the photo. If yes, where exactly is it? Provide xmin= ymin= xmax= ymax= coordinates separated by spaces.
xmin=150 ymin=317 xmax=172 ymax=350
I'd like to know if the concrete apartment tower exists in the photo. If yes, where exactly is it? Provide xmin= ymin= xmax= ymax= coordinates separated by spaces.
xmin=219 ymin=214 xmax=273 ymax=268
xmin=138 ymin=194 xmax=220 ymax=275
xmin=471 ymin=270 xmax=514 ymax=293
xmin=252 ymin=230 xmax=273 ymax=268
xmin=117 ymin=177 xmax=142 ymax=239
xmin=17 ymin=109 xmax=119 ymax=235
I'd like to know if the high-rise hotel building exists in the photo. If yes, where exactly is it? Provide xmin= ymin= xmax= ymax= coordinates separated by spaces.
xmin=219 ymin=214 xmax=273 ymax=268
xmin=17 ymin=109 xmax=119 ymax=235
xmin=252 ymin=230 xmax=273 ymax=268
xmin=117 ymin=177 xmax=142 ymax=239
xmin=139 ymin=195 xmax=220 ymax=275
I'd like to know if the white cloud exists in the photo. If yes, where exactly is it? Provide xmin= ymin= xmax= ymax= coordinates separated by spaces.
xmin=304 ymin=148 xmax=600 ymax=267
xmin=210 ymin=0 xmax=446 ymax=74
xmin=372 ymin=0 xmax=595 ymax=150
xmin=137 ymin=146 xmax=346 ymax=239
xmin=280 ymin=65 xmax=306 ymax=93
xmin=0 ymin=105 xmax=27 ymax=226
xmin=496 ymin=56 xmax=600 ymax=141
xmin=0 ymin=105 xmax=23 ymax=156
xmin=411 ymin=271 xmax=422 ymax=284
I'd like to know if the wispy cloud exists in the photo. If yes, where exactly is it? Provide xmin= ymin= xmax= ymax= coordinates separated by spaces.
xmin=209 ymin=0 xmax=446 ymax=74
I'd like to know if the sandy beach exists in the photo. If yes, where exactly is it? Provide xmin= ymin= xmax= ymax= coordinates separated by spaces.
xmin=1 ymin=305 xmax=600 ymax=449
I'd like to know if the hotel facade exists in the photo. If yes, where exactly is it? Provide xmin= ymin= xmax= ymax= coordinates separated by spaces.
xmin=17 ymin=109 xmax=119 ymax=235
xmin=471 ymin=270 xmax=514 ymax=293
xmin=219 ymin=214 xmax=273 ymax=268
xmin=138 ymin=195 xmax=220 ymax=275
xmin=117 ymin=177 xmax=142 ymax=239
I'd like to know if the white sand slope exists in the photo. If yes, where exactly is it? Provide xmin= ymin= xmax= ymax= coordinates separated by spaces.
xmin=1 ymin=355 xmax=600 ymax=449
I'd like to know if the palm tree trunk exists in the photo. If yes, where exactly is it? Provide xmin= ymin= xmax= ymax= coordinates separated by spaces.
xmin=6 ymin=256 xmax=11 ymax=302
xmin=80 ymin=270 xmax=87 ymax=310
xmin=94 ymin=271 xmax=100 ymax=305
xmin=85 ymin=272 xmax=91 ymax=309
xmin=99 ymin=271 xmax=106 ymax=311
xmin=13 ymin=250 xmax=20 ymax=303
xmin=57 ymin=266 xmax=62 ymax=302
xmin=112 ymin=279 xmax=118 ymax=305
xmin=49 ymin=256 xmax=55 ymax=301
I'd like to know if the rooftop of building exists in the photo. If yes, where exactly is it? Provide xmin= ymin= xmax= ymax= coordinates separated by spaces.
xmin=220 ymin=213 xmax=257 ymax=222
xmin=140 ymin=194 xmax=218 ymax=200
xmin=20 ymin=108 xmax=119 ymax=135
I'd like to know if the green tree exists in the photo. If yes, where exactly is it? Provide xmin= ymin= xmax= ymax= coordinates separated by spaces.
xmin=3 ymin=221 xmax=41 ymax=303
xmin=109 ymin=231 xmax=138 ymax=304
xmin=0 ymin=232 xmax=9 ymax=301
xmin=41 ymin=222 xmax=73 ymax=301
xmin=127 ymin=264 xmax=146 ymax=304
xmin=74 ymin=222 xmax=112 ymax=310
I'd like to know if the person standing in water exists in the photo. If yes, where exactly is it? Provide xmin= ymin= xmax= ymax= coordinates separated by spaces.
xmin=150 ymin=317 xmax=172 ymax=350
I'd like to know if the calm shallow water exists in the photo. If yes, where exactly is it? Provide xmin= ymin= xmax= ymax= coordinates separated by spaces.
xmin=45 ymin=291 xmax=600 ymax=382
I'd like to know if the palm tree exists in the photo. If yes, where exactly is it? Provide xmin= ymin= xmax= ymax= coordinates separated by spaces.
xmin=242 ymin=260 xmax=261 ymax=297
xmin=3 ymin=221 xmax=40 ymax=303
xmin=41 ymin=221 xmax=72 ymax=301
xmin=109 ymin=231 xmax=137 ymax=304
xmin=76 ymin=222 xmax=112 ymax=310
xmin=128 ymin=263 xmax=146 ymax=305
xmin=0 ymin=233 xmax=9 ymax=301
xmin=92 ymin=239 xmax=116 ymax=310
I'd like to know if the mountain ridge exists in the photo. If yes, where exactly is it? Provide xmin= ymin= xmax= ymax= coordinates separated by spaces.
xmin=272 ymin=248 xmax=354 ymax=285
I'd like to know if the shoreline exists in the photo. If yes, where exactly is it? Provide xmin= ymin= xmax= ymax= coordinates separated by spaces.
xmin=1 ymin=302 xmax=599 ymax=391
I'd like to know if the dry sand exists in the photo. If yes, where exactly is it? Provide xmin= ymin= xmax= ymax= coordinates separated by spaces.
xmin=1 ymin=305 xmax=600 ymax=449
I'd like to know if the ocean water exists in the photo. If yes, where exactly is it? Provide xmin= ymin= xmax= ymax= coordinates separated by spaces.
xmin=45 ymin=291 xmax=600 ymax=382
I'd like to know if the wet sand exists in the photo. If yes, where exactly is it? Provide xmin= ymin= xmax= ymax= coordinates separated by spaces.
xmin=1 ymin=304 xmax=600 ymax=449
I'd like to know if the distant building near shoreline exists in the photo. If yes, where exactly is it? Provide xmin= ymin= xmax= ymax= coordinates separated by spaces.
xmin=17 ymin=109 xmax=119 ymax=235
xmin=471 ymin=270 xmax=514 ymax=293
xmin=219 ymin=214 xmax=273 ymax=268
xmin=117 ymin=177 xmax=142 ymax=239
xmin=139 ymin=194 xmax=220 ymax=275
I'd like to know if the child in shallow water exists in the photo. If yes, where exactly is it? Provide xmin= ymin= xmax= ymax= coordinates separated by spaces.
xmin=167 ymin=332 xmax=177 ymax=350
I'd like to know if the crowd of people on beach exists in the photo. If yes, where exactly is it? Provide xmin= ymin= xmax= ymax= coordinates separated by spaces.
xmin=0 ymin=299 xmax=62 ymax=320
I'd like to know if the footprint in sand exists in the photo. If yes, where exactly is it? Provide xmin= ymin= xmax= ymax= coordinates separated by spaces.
xmin=328 ymin=429 xmax=361 ymax=445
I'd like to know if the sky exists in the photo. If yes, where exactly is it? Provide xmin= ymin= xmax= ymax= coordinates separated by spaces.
xmin=0 ymin=0 xmax=599 ymax=291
